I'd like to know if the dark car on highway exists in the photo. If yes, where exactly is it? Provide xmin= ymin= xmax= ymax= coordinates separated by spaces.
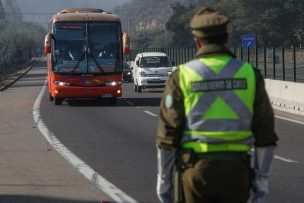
xmin=123 ymin=62 xmax=133 ymax=82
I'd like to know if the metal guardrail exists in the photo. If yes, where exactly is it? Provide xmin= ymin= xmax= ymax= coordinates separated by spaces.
xmin=0 ymin=47 xmax=36 ymax=81
xmin=128 ymin=46 xmax=304 ymax=82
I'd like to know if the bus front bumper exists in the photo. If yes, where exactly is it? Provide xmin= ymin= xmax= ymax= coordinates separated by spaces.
xmin=52 ymin=86 xmax=122 ymax=99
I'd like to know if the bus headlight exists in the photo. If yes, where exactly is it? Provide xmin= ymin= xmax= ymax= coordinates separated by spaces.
xmin=53 ymin=81 xmax=70 ymax=86
xmin=105 ymin=81 xmax=122 ymax=87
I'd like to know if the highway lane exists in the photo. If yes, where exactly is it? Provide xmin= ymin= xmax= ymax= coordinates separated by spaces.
xmin=40 ymin=83 xmax=162 ymax=203
xmin=270 ymin=110 xmax=304 ymax=202
xmin=39 ymin=77 xmax=304 ymax=202
xmin=0 ymin=61 xmax=112 ymax=202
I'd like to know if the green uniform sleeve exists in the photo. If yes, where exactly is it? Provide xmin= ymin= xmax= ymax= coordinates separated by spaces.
xmin=252 ymin=69 xmax=278 ymax=147
xmin=156 ymin=69 xmax=185 ymax=149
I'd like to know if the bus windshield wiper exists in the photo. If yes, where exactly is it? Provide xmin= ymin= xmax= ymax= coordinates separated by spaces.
xmin=87 ymin=51 xmax=105 ymax=73
xmin=71 ymin=49 xmax=86 ymax=74
xmin=71 ymin=48 xmax=104 ymax=74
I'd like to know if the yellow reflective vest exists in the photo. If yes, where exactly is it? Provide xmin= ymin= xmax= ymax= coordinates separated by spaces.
xmin=179 ymin=55 xmax=256 ymax=153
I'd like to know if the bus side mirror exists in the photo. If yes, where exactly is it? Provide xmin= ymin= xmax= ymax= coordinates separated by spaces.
xmin=122 ymin=33 xmax=130 ymax=54
xmin=171 ymin=61 xmax=175 ymax=66
xmin=44 ymin=33 xmax=53 ymax=54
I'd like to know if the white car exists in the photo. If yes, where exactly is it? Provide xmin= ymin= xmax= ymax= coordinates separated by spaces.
xmin=131 ymin=52 xmax=173 ymax=93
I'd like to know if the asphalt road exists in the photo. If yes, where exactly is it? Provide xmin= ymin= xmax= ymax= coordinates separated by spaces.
xmin=32 ymin=62 xmax=304 ymax=203
xmin=40 ymin=81 xmax=162 ymax=203
xmin=0 ymin=61 xmax=110 ymax=203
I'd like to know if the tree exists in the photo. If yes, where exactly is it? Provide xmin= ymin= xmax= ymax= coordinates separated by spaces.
xmin=212 ymin=0 xmax=304 ymax=46
xmin=166 ymin=3 xmax=195 ymax=48
xmin=0 ymin=21 xmax=46 ymax=63
xmin=131 ymin=30 xmax=152 ymax=49
xmin=117 ymin=0 xmax=304 ymax=48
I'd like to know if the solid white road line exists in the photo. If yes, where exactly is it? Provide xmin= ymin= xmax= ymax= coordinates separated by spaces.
xmin=144 ymin=111 xmax=158 ymax=117
xmin=275 ymin=115 xmax=304 ymax=125
xmin=251 ymin=149 xmax=298 ymax=164
xmin=33 ymin=79 xmax=138 ymax=203
xmin=274 ymin=155 xmax=298 ymax=163
xmin=273 ymin=115 xmax=303 ymax=163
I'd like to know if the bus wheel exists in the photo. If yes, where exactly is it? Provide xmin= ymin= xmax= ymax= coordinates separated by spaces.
xmin=137 ymin=86 xmax=142 ymax=93
xmin=54 ymin=98 xmax=62 ymax=105
xmin=49 ymin=94 xmax=54 ymax=101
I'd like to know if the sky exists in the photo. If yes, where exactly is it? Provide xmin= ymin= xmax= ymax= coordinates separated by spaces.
xmin=16 ymin=0 xmax=131 ymax=25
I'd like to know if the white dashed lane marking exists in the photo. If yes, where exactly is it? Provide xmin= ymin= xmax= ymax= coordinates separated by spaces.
xmin=124 ymin=100 xmax=300 ymax=164
xmin=274 ymin=155 xmax=298 ymax=163
xmin=275 ymin=115 xmax=304 ymax=125
xmin=144 ymin=111 xmax=158 ymax=117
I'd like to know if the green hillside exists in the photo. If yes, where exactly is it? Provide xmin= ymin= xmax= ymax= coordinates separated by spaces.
xmin=116 ymin=0 xmax=304 ymax=48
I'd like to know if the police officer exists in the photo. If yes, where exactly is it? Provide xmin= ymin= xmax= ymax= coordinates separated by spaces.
xmin=156 ymin=7 xmax=278 ymax=203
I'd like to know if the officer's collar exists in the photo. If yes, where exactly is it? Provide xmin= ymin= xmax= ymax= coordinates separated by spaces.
xmin=196 ymin=43 xmax=235 ymax=58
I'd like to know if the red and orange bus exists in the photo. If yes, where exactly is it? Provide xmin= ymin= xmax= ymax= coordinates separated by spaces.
xmin=44 ymin=8 xmax=129 ymax=105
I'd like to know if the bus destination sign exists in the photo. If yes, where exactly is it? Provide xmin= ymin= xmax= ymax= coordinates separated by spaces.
xmin=60 ymin=25 xmax=84 ymax=30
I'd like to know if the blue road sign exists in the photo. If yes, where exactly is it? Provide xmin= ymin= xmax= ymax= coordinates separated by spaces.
xmin=242 ymin=35 xmax=256 ymax=48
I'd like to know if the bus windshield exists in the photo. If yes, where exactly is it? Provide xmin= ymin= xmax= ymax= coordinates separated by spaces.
xmin=53 ymin=22 xmax=121 ymax=74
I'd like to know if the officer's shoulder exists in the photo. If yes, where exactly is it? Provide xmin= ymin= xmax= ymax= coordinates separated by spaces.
xmin=234 ymin=58 xmax=259 ymax=71
xmin=251 ymin=67 xmax=264 ymax=82
xmin=229 ymin=57 xmax=260 ymax=77
xmin=252 ymin=66 xmax=261 ymax=75
xmin=183 ymin=58 xmax=201 ymax=66
xmin=237 ymin=59 xmax=263 ymax=80
xmin=169 ymin=66 xmax=180 ymax=79
xmin=240 ymin=60 xmax=261 ymax=75
xmin=167 ymin=65 xmax=182 ymax=86
xmin=171 ymin=58 xmax=201 ymax=72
